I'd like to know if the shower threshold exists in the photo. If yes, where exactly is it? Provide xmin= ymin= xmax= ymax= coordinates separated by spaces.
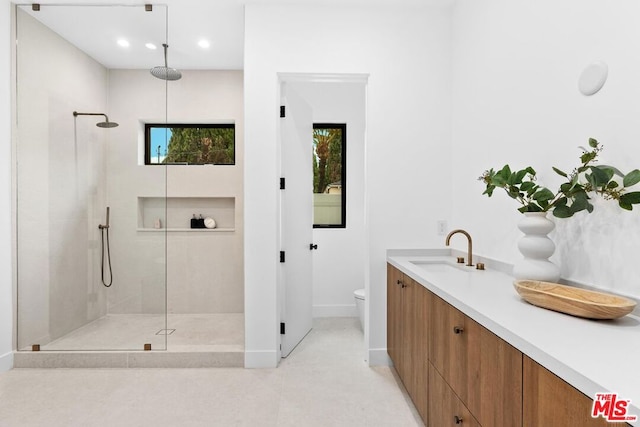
xmin=14 ymin=314 xmax=244 ymax=368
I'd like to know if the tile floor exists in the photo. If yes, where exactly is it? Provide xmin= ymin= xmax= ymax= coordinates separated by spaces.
xmin=24 ymin=314 xmax=244 ymax=352
xmin=0 ymin=318 xmax=424 ymax=427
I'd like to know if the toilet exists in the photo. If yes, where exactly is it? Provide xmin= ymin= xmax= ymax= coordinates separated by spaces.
xmin=354 ymin=288 xmax=365 ymax=331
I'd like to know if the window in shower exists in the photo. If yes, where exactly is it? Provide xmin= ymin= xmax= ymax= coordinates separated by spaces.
xmin=313 ymin=123 xmax=346 ymax=228
xmin=145 ymin=123 xmax=236 ymax=165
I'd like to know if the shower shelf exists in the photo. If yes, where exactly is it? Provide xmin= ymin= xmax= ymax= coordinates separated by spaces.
xmin=137 ymin=196 xmax=235 ymax=231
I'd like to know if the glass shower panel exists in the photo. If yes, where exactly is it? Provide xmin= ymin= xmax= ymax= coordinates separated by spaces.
xmin=15 ymin=4 xmax=168 ymax=351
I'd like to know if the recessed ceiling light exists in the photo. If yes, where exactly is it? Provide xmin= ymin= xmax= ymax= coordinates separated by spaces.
xmin=198 ymin=39 xmax=210 ymax=49
xmin=145 ymin=43 xmax=157 ymax=50
xmin=117 ymin=39 xmax=130 ymax=48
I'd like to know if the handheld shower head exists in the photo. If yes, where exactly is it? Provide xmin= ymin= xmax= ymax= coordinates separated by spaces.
xmin=73 ymin=111 xmax=119 ymax=128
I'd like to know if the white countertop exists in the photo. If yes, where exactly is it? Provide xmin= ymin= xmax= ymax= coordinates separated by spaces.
xmin=387 ymin=249 xmax=640 ymax=425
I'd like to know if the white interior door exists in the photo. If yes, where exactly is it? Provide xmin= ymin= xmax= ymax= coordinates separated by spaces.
xmin=280 ymin=83 xmax=314 ymax=357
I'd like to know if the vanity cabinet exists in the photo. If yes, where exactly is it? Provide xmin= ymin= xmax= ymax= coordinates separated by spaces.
xmin=523 ymin=356 xmax=631 ymax=427
xmin=388 ymin=264 xmax=521 ymax=426
xmin=387 ymin=262 xmax=635 ymax=427
xmin=386 ymin=264 xmax=430 ymax=421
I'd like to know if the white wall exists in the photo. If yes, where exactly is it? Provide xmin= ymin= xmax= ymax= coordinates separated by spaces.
xmin=451 ymin=0 xmax=640 ymax=298
xmin=0 ymin=1 xmax=13 ymax=371
xmin=289 ymin=82 xmax=366 ymax=318
xmin=107 ymin=69 xmax=244 ymax=315
xmin=245 ymin=3 xmax=453 ymax=367
xmin=103 ymin=70 xmax=165 ymax=315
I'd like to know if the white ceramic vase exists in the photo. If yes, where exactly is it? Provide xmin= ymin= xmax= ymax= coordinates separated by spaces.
xmin=512 ymin=212 xmax=561 ymax=282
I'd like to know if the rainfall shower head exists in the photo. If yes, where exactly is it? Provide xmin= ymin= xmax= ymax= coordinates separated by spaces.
xmin=96 ymin=119 xmax=118 ymax=128
xmin=73 ymin=111 xmax=119 ymax=128
xmin=150 ymin=44 xmax=182 ymax=81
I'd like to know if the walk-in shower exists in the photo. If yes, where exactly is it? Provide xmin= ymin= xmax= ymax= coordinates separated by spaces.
xmin=14 ymin=3 xmax=244 ymax=365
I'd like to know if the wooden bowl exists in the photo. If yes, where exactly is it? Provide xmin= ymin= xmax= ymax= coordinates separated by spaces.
xmin=513 ymin=280 xmax=637 ymax=320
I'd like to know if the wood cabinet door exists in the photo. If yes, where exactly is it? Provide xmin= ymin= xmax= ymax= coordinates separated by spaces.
xmin=429 ymin=362 xmax=481 ymax=427
xmin=400 ymin=274 xmax=415 ymax=385
xmin=406 ymin=276 xmax=430 ymax=421
xmin=387 ymin=266 xmax=431 ymax=424
xmin=386 ymin=264 xmax=403 ymax=374
xmin=430 ymin=294 xmax=522 ymax=427
xmin=523 ymin=356 xmax=630 ymax=427
xmin=429 ymin=294 xmax=468 ymax=396
xmin=466 ymin=317 xmax=522 ymax=427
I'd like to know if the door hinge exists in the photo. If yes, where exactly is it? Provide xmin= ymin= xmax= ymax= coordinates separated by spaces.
xmin=280 ymin=105 xmax=286 ymax=118
xmin=280 ymin=251 xmax=285 ymax=263
xmin=280 ymin=322 xmax=286 ymax=334
xmin=280 ymin=177 xmax=285 ymax=190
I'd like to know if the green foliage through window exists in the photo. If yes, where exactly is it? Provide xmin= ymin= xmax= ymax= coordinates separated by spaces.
xmin=313 ymin=124 xmax=346 ymax=228
xmin=145 ymin=124 xmax=235 ymax=165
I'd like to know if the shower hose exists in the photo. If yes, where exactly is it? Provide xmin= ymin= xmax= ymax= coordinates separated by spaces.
xmin=100 ymin=226 xmax=113 ymax=287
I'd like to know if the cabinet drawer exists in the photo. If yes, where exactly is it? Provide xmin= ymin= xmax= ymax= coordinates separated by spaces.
xmin=430 ymin=295 xmax=522 ymax=427
xmin=429 ymin=362 xmax=481 ymax=427
xmin=429 ymin=293 xmax=467 ymax=392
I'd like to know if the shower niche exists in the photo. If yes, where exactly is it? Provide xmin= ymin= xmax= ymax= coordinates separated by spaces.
xmin=137 ymin=197 xmax=236 ymax=231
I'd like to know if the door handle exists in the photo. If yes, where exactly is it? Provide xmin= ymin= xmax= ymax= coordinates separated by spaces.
xmin=309 ymin=243 xmax=318 ymax=250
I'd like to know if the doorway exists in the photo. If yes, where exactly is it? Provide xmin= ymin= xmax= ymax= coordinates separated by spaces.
xmin=277 ymin=74 xmax=368 ymax=361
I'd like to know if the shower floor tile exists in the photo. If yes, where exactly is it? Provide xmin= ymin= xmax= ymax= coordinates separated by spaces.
xmin=22 ymin=313 xmax=244 ymax=352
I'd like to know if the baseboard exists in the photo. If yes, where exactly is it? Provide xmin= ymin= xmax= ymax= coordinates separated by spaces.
xmin=368 ymin=348 xmax=391 ymax=366
xmin=0 ymin=350 xmax=14 ymax=371
xmin=312 ymin=304 xmax=357 ymax=318
xmin=244 ymin=350 xmax=278 ymax=368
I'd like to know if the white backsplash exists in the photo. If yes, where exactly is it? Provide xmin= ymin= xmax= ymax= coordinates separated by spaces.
xmin=554 ymin=198 xmax=640 ymax=299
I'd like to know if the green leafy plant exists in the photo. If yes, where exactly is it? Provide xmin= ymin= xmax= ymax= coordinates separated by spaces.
xmin=479 ymin=138 xmax=640 ymax=218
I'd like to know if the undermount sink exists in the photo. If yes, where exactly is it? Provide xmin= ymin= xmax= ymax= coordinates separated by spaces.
xmin=410 ymin=260 xmax=471 ymax=273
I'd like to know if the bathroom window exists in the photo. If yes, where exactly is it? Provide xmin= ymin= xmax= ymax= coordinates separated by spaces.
xmin=313 ymin=123 xmax=346 ymax=228
xmin=145 ymin=124 xmax=235 ymax=165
